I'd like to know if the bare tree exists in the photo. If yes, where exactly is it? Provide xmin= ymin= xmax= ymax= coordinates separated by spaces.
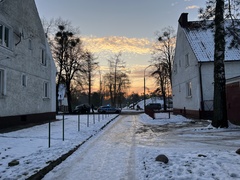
xmin=103 ymin=53 xmax=130 ymax=107
xmin=151 ymin=62 xmax=169 ymax=111
xmin=150 ymin=27 xmax=175 ymax=110
xmin=82 ymin=51 xmax=99 ymax=106
xmin=42 ymin=18 xmax=98 ymax=113
xmin=41 ymin=17 xmax=54 ymax=38
xmin=41 ymin=17 xmax=77 ymax=39
xmin=152 ymin=26 xmax=176 ymax=87
xmin=98 ymin=70 xmax=104 ymax=106
xmin=53 ymin=25 xmax=84 ymax=113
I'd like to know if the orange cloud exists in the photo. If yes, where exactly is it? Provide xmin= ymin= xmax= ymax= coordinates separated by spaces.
xmin=81 ymin=36 xmax=152 ymax=55
xmin=186 ymin=5 xmax=199 ymax=9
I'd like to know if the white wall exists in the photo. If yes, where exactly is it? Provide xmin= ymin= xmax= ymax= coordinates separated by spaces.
xmin=201 ymin=61 xmax=240 ymax=102
xmin=0 ymin=0 xmax=56 ymax=117
xmin=173 ymin=24 xmax=240 ymax=112
xmin=172 ymin=25 xmax=201 ymax=111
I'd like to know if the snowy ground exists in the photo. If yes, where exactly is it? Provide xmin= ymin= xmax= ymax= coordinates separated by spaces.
xmin=137 ymin=114 xmax=240 ymax=180
xmin=1 ymin=111 xmax=240 ymax=180
xmin=0 ymin=113 xmax=118 ymax=179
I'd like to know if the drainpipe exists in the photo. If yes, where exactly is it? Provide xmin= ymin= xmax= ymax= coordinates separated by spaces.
xmin=199 ymin=62 xmax=204 ymax=112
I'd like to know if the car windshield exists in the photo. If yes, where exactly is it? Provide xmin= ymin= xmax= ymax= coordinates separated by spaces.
xmin=102 ymin=106 xmax=110 ymax=108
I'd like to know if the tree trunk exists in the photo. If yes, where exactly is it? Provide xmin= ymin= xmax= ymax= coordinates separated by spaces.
xmin=160 ymin=79 xmax=167 ymax=111
xmin=66 ymin=82 xmax=72 ymax=113
xmin=56 ymin=65 xmax=63 ymax=113
xmin=88 ymin=71 xmax=91 ymax=106
xmin=212 ymin=0 xmax=228 ymax=128
xmin=56 ymin=84 xmax=59 ymax=113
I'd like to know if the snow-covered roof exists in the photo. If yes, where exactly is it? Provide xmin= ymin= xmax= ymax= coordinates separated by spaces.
xmin=183 ymin=21 xmax=240 ymax=62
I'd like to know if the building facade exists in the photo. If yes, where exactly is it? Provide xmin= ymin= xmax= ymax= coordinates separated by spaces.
xmin=172 ymin=13 xmax=240 ymax=120
xmin=0 ymin=0 xmax=56 ymax=129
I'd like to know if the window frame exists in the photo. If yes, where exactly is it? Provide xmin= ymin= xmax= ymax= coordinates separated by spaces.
xmin=185 ymin=53 xmax=190 ymax=67
xmin=21 ymin=74 xmax=27 ymax=87
xmin=0 ymin=69 xmax=6 ymax=96
xmin=186 ymin=81 xmax=192 ymax=98
xmin=40 ymin=48 xmax=47 ymax=66
xmin=0 ymin=23 xmax=12 ymax=49
xmin=43 ymin=81 xmax=50 ymax=98
xmin=173 ymin=63 xmax=177 ymax=74
xmin=28 ymin=39 xmax=32 ymax=50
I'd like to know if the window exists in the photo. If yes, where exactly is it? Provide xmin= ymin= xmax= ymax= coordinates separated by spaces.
xmin=0 ymin=24 xmax=11 ymax=48
xmin=22 ymin=74 xmax=27 ymax=87
xmin=40 ymin=49 xmax=46 ymax=66
xmin=0 ymin=25 xmax=3 ymax=46
xmin=28 ymin=39 xmax=32 ymax=50
xmin=173 ymin=63 xmax=177 ymax=74
xmin=4 ymin=26 xmax=9 ymax=47
xmin=43 ymin=82 xmax=49 ymax=98
xmin=186 ymin=81 xmax=192 ymax=97
xmin=185 ymin=54 xmax=189 ymax=67
xmin=0 ymin=69 xmax=5 ymax=96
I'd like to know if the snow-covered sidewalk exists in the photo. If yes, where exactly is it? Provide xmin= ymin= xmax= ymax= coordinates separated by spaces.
xmin=43 ymin=114 xmax=139 ymax=180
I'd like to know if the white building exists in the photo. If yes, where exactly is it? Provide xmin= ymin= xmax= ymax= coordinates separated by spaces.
xmin=172 ymin=13 xmax=240 ymax=119
xmin=0 ymin=0 xmax=56 ymax=129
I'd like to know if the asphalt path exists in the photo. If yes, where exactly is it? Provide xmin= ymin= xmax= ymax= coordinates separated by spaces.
xmin=43 ymin=114 xmax=139 ymax=180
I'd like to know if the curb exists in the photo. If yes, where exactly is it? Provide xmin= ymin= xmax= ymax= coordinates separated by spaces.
xmin=27 ymin=115 xmax=119 ymax=180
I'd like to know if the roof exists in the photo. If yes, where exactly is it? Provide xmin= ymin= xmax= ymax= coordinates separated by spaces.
xmin=226 ymin=75 xmax=240 ymax=84
xmin=181 ymin=20 xmax=240 ymax=62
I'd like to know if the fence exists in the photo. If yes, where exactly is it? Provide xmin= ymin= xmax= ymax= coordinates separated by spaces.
xmin=48 ymin=113 xmax=115 ymax=148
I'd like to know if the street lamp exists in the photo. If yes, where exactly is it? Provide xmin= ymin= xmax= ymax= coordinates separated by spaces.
xmin=144 ymin=65 xmax=153 ymax=111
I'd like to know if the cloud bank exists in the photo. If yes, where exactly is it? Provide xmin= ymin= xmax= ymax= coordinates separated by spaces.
xmin=82 ymin=36 xmax=152 ymax=55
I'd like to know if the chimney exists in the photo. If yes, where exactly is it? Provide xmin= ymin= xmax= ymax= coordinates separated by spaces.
xmin=178 ymin=13 xmax=188 ymax=28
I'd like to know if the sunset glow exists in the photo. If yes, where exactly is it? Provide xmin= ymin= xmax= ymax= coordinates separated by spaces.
xmin=82 ymin=36 xmax=156 ymax=94
xmin=35 ymin=0 xmax=206 ymax=95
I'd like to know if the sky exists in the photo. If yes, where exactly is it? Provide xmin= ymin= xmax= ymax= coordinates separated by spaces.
xmin=1 ymin=98 xmax=240 ymax=179
xmin=35 ymin=0 xmax=206 ymax=94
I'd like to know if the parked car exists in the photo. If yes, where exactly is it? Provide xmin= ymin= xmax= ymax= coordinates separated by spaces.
xmin=97 ymin=106 xmax=121 ymax=114
xmin=145 ymin=103 xmax=162 ymax=110
xmin=73 ymin=104 xmax=90 ymax=114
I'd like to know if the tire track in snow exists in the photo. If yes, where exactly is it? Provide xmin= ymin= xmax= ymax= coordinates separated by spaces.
xmin=126 ymin=115 xmax=137 ymax=180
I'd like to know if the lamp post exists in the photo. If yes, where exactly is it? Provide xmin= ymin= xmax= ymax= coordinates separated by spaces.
xmin=144 ymin=65 xmax=152 ymax=111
